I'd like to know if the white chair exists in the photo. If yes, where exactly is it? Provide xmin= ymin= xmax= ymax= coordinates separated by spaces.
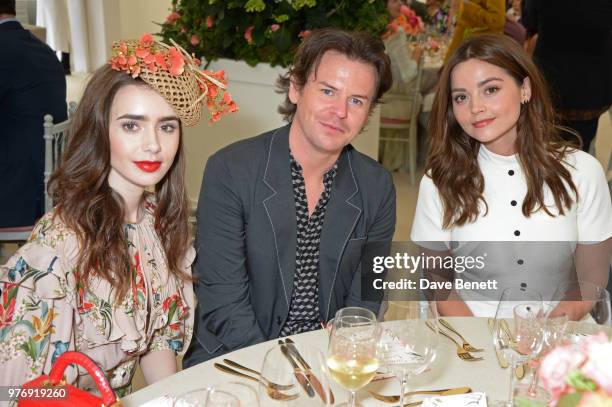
xmin=44 ymin=101 xmax=77 ymax=213
xmin=379 ymin=30 xmax=424 ymax=185
xmin=0 ymin=102 xmax=77 ymax=245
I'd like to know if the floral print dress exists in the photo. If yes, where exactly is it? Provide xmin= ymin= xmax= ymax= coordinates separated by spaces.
xmin=0 ymin=201 xmax=194 ymax=397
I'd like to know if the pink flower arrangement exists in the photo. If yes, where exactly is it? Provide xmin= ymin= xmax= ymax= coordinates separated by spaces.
xmin=244 ymin=26 xmax=254 ymax=44
xmin=190 ymin=34 xmax=200 ymax=46
xmin=383 ymin=5 xmax=425 ymax=39
xmin=165 ymin=11 xmax=181 ymax=24
xmin=536 ymin=333 xmax=612 ymax=406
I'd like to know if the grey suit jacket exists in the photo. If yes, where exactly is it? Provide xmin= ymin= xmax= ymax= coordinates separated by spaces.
xmin=183 ymin=124 xmax=396 ymax=367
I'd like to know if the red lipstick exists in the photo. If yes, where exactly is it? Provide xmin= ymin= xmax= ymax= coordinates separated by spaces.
xmin=134 ymin=161 xmax=161 ymax=172
xmin=472 ymin=118 xmax=494 ymax=128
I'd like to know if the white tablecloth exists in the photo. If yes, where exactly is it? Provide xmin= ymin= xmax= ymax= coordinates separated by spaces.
xmin=123 ymin=317 xmax=513 ymax=406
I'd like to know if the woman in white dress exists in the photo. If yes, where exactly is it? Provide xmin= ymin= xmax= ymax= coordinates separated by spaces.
xmin=411 ymin=34 xmax=612 ymax=318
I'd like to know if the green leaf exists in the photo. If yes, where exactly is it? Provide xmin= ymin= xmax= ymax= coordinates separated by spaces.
xmin=567 ymin=370 xmax=597 ymax=392
xmin=514 ymin=396 xmax=547 ymax=407
xmin=244 ymin=0 xmax=265 ymax=12
xmin=557 ymin=393 xmax=582 ymax=407
xmin=273 ymin=14 xmax=289 ymax=23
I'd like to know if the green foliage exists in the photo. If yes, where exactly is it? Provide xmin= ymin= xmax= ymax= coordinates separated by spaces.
xmin=514 ymin=396 xmax=547 ymax=407
xmin=557 ymin=392 xmax=583 ymax=407
xmin=159 ymin=0 xmax=389 ymax=67
xmin=566 ymin=370 xmax=597 ymax=393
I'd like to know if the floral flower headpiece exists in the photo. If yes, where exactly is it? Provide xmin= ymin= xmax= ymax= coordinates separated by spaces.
xmin=109 ymin=33 xmax=238 ymax=126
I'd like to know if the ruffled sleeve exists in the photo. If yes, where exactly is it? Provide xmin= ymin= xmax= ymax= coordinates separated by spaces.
xmin=0 ymin=212 xmax=79 ymax=387
xmin=147 ymin=246 xmax=195 ymax=356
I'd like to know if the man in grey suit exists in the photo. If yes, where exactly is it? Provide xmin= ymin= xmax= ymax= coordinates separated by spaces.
xmin=184 ymin=28 xmax=396 ymax=367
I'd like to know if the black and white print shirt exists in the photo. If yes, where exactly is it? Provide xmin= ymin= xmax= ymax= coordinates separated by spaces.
xmin=280 ymin=152 xmax=338 ymax=336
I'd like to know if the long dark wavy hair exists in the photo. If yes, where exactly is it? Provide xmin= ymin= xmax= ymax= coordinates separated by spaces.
xmin=427 ymin=34 xmax=579 ymax=229
xmin=49 ymin=65 xmax=191 ymax=301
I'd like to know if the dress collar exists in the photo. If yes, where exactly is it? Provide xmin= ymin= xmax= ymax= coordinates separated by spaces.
xmin=478 ymin=144 xmax=518 ymax=166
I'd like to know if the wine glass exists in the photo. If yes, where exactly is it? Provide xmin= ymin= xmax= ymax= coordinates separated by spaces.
xmin=514 ymin=308 xmax=569 ymax=404
xmin=259 ymin=343 xmax=332 ymax=406
xmin=551 ymin=280 xmax=611 ymax=337
xmin=377 ymin=301 xmax=439 ymax=407
xmin=173 ymin=387 xmax=239 ymax=407
xmin=327 ymin=307 xmax=380 ymax=407
xmin=490 ymin=287 xmax=546 ymax=407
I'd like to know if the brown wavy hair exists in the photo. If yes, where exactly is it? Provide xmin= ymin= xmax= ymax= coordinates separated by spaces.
xmin=427 ymin=34 xmax=579 ymax=229
xmin=49 ymin=65 xmax=191 ymax=301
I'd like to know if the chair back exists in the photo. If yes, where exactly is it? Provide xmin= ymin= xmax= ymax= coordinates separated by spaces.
xmin=44 ymin=101 xmax=77 ymax=213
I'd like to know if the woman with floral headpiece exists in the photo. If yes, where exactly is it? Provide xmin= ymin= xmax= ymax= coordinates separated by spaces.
xmin=0 ymin=33 xmax=237 ymax=395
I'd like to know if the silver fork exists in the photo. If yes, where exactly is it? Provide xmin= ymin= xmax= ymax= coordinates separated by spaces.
xmin=214 ymin=363 xmax=299 ymax=401
xmin=439 ymin=319 xmax=484 ymax=352
xmin=223 ymin=359 xmax=294 ymax=390
xmin=426 ymin=321 xmax=483 ymax=362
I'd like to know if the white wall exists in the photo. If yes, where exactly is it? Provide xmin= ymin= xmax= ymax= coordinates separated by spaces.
xmin=118 ymin=0 xmax=171 ymax=40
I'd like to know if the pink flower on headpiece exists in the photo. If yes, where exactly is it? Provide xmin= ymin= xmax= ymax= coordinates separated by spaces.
xmin=139 ymin=33 xmax=154 ymax=47
xmin=154 ymin=51 xmax=167 ymax=70
xmin=191 ymin=35 xmax=200 ymax=46
xmin=244 ymin=26 xmax=254 ymax=44
xmin=270 ymin=24 xmax=280 ymax=32
xmin=166 ymin=11 xmax=181 ymax=24
xmin=206 ymin=16 xmax=214 ymax=28
xmin=167 ymin=47 xmax=185 ymax=76
xmin=298 ymin=30 xmax=311 ymax=39
xmin=119 ymin=41 xmax=128 ymax=55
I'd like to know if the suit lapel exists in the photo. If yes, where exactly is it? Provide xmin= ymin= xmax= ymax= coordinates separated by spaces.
xmin=262 ymin=125 xmax=296 ymax=306
xmin=319 ymin=148 xmax=362 ymax=320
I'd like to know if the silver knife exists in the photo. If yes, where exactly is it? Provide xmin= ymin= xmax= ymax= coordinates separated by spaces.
xmin=278 ymin=340 xmax=315 ymax=397
xmin=285 ymin=338 xmax=335 ymax=404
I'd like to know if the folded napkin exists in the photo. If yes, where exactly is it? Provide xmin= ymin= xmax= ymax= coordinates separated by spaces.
xmin=422 ymin=392 xmax=487 ymax=406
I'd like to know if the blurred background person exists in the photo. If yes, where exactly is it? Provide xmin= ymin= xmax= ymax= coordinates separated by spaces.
xmin=0 ymin=0 xmax=66 ymax=228
xmin=522 ymin=0 xmax=612 ymax=152
xmin=444 ymin=0 xmax=505 ymax=63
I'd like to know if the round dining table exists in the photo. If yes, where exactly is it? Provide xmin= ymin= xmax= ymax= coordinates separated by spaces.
xmin=122 ymin=317 xmax=514 ymax=406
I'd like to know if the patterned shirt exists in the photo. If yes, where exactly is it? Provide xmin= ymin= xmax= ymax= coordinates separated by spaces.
xmin=280 ymin=153 xmax=338 ymax=336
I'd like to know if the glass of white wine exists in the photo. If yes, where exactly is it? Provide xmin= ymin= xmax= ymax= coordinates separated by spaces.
xmin=327 ymin=307 xmax=380 ymax=407
xmin=491 ymin=287 xmax=546 ymax=407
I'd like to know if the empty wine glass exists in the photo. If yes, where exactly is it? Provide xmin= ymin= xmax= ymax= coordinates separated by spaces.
xmin=552 ymin=280 xmax=612 ymax=338
xmin=327 ymin=307 xmax=380 ymax=407
xmin=515 ymin=309 xmax=569 ymax=404
xmin=173 ymin=387 xmax=239 ymax=407
xmin=377 ymin=301 xmax=439 ymax=407
xmin=491 ymin=287 xmax=546 ymax=407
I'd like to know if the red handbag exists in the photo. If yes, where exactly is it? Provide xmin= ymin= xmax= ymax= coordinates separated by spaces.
xmin=18 ymin=351 xmax=122 ymax=407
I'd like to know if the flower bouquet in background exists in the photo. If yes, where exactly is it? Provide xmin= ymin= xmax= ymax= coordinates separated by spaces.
xmin=160 ymin=0 xmax=389 ymax=67
xmin=383 ymin=5 xmax=425 ymax=39
xmin=517 ymin=333 xmax=612 ymax=406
